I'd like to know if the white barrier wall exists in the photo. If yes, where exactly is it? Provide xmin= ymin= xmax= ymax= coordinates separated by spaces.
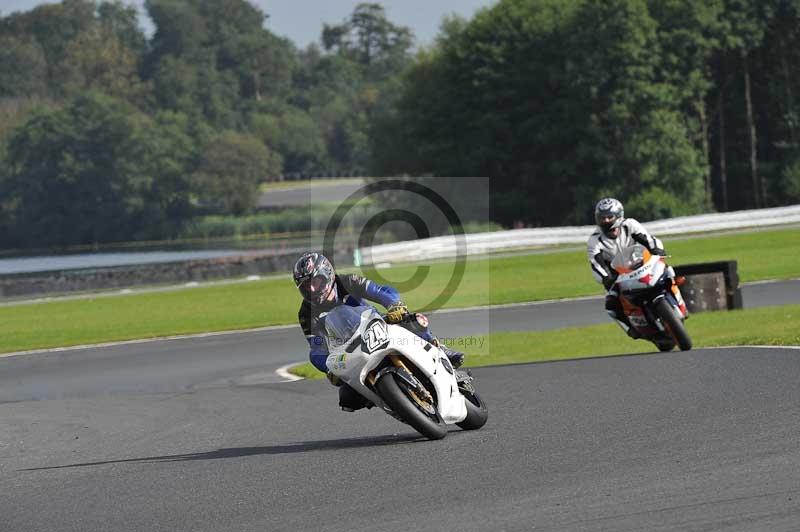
xmin=357 ymin=204 xmax=800 ymax=265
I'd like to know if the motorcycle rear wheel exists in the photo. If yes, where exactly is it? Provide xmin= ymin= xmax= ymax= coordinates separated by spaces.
xmin=654 ymin=298 xmax=692 ymax=351
xmin=376 ymin=373 xmax=448 ymax=440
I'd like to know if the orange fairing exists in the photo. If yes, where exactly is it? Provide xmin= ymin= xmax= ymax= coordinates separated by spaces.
xmin=614 ymin=264 xmax=632 ymax=274
xmin=642 ymin=248 xmax=652 ymax=264
xmin=620 ymin=294 xmax=638 ymax=314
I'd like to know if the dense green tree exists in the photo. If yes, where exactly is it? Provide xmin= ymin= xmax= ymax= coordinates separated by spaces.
xmin=314 ymin=3 xmax=414 ymax=172
xmin=0 ymin=0 xmax=96 ymax=98
xmin=322 ymin=3 xmax=413 ymax=80
xmin=97 ymin=0 xmax=147 ymax=56
xmin=136 ymin=110 xmax=199 ymax=233
xmin=717 ymin=0 xmax=774 ymax=208
xmin=3 ymin=92 xmax=194 ymax=246
xmin=250 ymin=107 xmax=327 ymax=175
xmin=567 ymin=0 xmax=705 ymax=219
xmin=761 ymin=1 xmax=800 ymax=203
xmin=9 ymin=0 xmax=800 ymax=249
xmin=647 ymin=0 xmax=724 ymax=209
xmin=151 ymin=53 xmax=240 ymax=128
xmin=58 ymin=26 xmax=147 ymax=101
xmin=221 ymin=32 xmax=295 ymax=102
xmin=0 ymin=35 xmax=48 ymax=97
xmin=372 ymin=0 xmax=721 ymax=226
xmin=191 ymin=131 xmax=280 ymax=215
xmin=144 ymin=0 xmax=208 ymax=64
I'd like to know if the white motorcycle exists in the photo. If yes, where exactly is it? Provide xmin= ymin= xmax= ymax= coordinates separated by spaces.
xmin=324 ymin=305 xmax=488 ymax=440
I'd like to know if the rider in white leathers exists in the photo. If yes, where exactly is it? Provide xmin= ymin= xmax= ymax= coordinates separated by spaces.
xmin=587 ymin=198 xmax=666 ymax=338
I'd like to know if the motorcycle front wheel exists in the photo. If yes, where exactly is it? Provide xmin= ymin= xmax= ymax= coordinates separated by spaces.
xmin=376 ymin=373 xmax=448 ymax=440
xmin=654 ymin=298 xmax=692 ymax=351
xmin=456 ymin=389 xmax=488 ymax=430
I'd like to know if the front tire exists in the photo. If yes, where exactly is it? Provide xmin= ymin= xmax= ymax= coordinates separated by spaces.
xmin=376 ymin=373 xmax=448 ymax=440
xmin=655 ymin=340 xmax=676 ymax=352
xmin=456 ymin=390 xmax=488 ymax=430
xmin=654 ymin=298 xmax=692 ymax=351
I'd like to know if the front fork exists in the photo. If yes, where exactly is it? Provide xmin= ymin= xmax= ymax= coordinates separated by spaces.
xmin=665 ymin=266 xmax=689 ymax=319
xmin=368 ymin=354 xmax=435 ymax=405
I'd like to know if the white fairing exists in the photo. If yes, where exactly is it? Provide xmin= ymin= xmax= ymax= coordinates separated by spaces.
xmin=613 ymin=246 xmax=688 ymax=319
xmin=615 ymin=255 xmax=666 ymax=291
xmin=324 ymin=306 xmax=468 ymax=424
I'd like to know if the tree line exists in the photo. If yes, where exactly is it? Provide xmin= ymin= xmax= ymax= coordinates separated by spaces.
xmin=0 ymin=0 xmax=411 ymax=247
xmin=2 ymin=0 xmax=800 ymax=248
xmin=373 ymin=0 xmax=800 ymax=228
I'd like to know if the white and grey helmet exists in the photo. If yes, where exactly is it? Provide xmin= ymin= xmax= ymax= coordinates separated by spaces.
xmin=594 ymin=197 xmax=624 ymax=237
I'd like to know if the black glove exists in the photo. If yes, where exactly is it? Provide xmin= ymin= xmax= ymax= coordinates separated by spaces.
xmin=602 ymin=275 xmax=617 ymax=291
xmin=651 ymin=246 xmax=666 ymax=256
xmin=326 ymin=372 xmax=343 ymax=386
xmin=385 ymin=302 xmax=409 ymax=324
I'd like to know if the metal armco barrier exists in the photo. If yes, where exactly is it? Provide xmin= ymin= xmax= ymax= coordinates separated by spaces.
xmin=358 ymin=204 xmax=800 ymax=266
xmin=675 ymin=261 xmax=742 ymax=313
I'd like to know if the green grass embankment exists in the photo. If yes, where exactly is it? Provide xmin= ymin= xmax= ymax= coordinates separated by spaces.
xmin=289 ymin=303 xmax=800 ymax=379
xmin=1 ymin=228 xmax=798 ymax=354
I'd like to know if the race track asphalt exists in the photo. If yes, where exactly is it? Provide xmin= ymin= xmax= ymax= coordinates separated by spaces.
xmin=1 ymin=281 xmax=799 ymax=531
xmin=257 ymin=181 xmax=364 ymax=208
xmin=1 ymin=280 xmax=798 ymax=402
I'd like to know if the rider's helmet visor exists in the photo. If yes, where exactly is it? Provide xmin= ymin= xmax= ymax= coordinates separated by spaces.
xmin=300 ymin=275 xmax=332 ymax=303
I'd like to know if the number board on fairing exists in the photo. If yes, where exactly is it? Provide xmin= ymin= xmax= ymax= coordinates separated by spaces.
xmin=363 ymin=320 xmax=390 ymax=354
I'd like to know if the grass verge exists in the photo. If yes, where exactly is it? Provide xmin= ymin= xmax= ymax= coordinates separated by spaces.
xmin=289 ymin=304 xmax=800 ymax=379
xmin=1 ymin=228 xmax=798 ymax=354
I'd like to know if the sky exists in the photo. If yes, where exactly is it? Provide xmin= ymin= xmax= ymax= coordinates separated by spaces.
xmin=0 ymin=0 xmax=498 ymax=49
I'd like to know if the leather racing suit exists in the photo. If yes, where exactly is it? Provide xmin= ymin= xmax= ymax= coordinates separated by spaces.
xmin=298 ymin=273 xmax=438 ymax=410
xmin=586 ymin=218 xmax=665 ymax=335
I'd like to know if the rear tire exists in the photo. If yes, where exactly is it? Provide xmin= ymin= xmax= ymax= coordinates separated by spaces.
xmin=376 ymin=373 xmax=448 ymax=440
xmin=456 ymin=390 xmax=488 ymax=430
xmin=654 ymin=298 xmax=692 ymax=351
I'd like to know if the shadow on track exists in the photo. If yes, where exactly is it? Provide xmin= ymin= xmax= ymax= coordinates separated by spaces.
xmin=21 ymin=433 xmax=424 ymax=472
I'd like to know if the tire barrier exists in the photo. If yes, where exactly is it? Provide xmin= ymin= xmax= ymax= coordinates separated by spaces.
xmin=674 ymin=261 xmax=742 ymax=313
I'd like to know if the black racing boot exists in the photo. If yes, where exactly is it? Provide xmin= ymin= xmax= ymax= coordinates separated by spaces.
xmin=339 ymin=384 xmax=371 ymax=412
xmin=626 ymin=328 xmax=642 ymax=340
xmin=618 ymin=318 xmax=641 ymax=339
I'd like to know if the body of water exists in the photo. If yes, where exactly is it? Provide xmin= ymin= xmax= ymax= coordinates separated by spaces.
xmin=0 ymin=250 xmax=250 ymax=275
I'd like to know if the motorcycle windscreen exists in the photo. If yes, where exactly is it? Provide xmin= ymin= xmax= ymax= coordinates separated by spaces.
xmin=323 ymin=305 xmax=380 ymax=351
xmin=611 ymin=244 xmax=651 ymax=274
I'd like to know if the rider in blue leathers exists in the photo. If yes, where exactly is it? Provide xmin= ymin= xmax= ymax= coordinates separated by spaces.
xmin=293 ymin=251 xmax=464 ymax=411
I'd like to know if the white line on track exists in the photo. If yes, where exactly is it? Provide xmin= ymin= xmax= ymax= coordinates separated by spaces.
xmin=704 ymin=344 xmax=800 ymax=351
xmin=275 ymin=363 xmax=305 ymax=382
xmin=742 ymin=278 xmax=800 ymax=285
